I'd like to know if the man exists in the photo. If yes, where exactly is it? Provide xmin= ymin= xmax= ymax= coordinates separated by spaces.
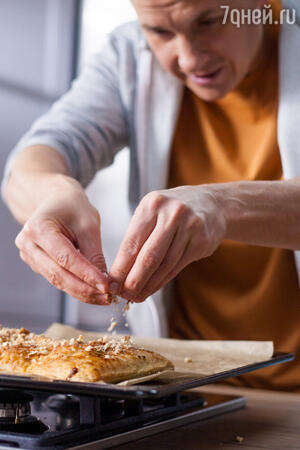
xmin=2 ymin=0 xmax=300 ymax=391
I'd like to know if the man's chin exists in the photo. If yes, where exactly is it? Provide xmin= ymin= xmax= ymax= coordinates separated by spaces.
xmin=186 ymin=83 xmax=229 ymax=102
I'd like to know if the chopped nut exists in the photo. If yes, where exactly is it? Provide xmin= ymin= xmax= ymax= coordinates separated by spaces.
xmin=66 ymin=367 xmax=78 ymax=381
xmin=107 ymin=321 xmax=117 ymax=333
xmin=105 ymin=293 xmax=119 ymax=304
xmin=122 ymin=301 xmax=131 ymax=312
xmin=85 ymin=345 xmax=93 ymax=351
xmin=19 ymin=328 xmax=29 ymax=335
xmin=77 ymin=335 xmax=83 ymax=342
xmin=184 ymin=357 xmax=192 ymax=363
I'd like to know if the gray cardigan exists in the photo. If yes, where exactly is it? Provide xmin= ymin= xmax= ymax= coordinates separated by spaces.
xmin=2 ymin=3 xmax=300 ymax=336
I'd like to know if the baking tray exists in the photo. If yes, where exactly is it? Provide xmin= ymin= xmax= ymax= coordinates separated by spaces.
xmin=0 ymin=352 xmax=294 ymax=399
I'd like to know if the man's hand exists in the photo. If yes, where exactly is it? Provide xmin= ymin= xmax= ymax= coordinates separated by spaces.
xmin=109 ymin=185 xmax=227 ymax=302
xmin=15 ymin=186 xmax=109 ymax=305
xmin=4 ymin=146 xmax=109 ymax=305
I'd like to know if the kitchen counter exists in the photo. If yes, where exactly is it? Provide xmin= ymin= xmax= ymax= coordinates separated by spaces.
xmin=116 ymin=384 xmax=300 ymax=450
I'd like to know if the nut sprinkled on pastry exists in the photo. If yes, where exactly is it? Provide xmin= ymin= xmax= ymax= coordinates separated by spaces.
xmin=19 ymin=327 xmax=30 ymax=335
xmin=0 ymin=326 xmax=174 ymax=383
xmin=66 ymin=367 xmax=78 ymax=380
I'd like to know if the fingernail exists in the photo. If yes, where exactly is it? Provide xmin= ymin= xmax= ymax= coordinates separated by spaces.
xmin=94 ymin=294 xmax=110 ymax=305
xmin=96 ymin=283 xmax=107 ymax=294
xmin=122 ymin=290 xmax=134 ymax=300
xmin=109 ymin=282 xmax=120 ymax=294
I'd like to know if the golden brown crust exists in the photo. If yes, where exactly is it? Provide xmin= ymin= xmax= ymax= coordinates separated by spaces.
xmin=0 ymin=327 xmax=174 ymax=383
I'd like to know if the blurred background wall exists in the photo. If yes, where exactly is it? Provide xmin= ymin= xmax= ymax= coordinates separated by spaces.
xmin=0 ymin=0 xmax=136 ymax=333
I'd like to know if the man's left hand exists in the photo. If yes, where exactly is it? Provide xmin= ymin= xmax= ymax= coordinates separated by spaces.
xmin=109 ymin=185 xmax=227 ymax=302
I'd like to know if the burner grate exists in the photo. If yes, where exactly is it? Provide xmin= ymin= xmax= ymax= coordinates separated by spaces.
xmin=0 ymin=390 xmax=244 ymax=450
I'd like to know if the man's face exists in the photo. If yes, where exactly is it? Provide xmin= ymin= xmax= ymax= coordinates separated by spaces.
xmin=131 ymin=0 xmax=266 ymax=101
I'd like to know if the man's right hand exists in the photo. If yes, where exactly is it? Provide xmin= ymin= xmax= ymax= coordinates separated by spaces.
xmin=14 ymin=184 xmax=109 ymax=305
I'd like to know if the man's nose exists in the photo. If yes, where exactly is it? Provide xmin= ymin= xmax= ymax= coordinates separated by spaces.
xmin=177 ymin=36 xmax=210 ymax=74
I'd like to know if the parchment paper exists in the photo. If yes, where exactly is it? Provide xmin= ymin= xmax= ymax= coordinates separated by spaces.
xmin=45 ymin=323 xmax=274 ymax=386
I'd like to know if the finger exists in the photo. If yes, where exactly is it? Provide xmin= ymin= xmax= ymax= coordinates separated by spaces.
xmin=133 ymin=231 xmax=189 ymax=301
xmin=109 ymin=209 xmax=157 ymax=294
xmin=76 ymin=221 xmax=108 ymax=274
xmin=121 ymin=217 xmax=177 ymax=299
xmin=134 ymin=243 xmax=192 ymax=303
xmin=23 ymin=223 xmax=108 ymax=293
xmin=19 ymin=240 xmax=110 ymax=305
xmin=139 ymin=227 xmax=221 ymax=301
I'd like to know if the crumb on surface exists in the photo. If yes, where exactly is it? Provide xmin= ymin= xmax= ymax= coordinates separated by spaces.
xmin=184 ymin=357 xmax=192 ymax=363
xmin=236 ymin=436 xmax=244 ymax=443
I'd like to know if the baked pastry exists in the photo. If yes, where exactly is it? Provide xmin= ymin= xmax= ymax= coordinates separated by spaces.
xmin=0 ymin=327 xmax=173 ymax=383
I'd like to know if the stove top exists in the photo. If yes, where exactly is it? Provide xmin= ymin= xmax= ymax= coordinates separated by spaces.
xmin=0 ymin=388 xmax=244 ymax=449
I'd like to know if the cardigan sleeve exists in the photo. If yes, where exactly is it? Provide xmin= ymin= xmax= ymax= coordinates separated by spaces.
xmin=1 ymin=32 xmax=129 ymax=193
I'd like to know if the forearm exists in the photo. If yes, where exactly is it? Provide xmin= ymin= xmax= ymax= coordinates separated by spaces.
xmin=4 ymin=145 xmax=83 ymax=224
xmin=109 ymin=179 xmax=300 ymax=302
xmin=211 ymin=178 xmax=300 ymax=250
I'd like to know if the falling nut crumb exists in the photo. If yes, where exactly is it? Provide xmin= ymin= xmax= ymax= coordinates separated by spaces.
xmin=105 ymin=293 xmax=119 ymax=304
xmin=184 ymin=357 xmax=192 ymax=363
xmin=122 ymin=301 xmax=131 ymax=312
xmin=107 ymin=321 xmax=117 ymax=332
xmin=236 ymin=436 xmax=244 ymax=443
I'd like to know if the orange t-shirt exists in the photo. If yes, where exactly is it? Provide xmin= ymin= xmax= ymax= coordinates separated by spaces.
xmin=168 ymin=2 xmax=300 ymax=392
